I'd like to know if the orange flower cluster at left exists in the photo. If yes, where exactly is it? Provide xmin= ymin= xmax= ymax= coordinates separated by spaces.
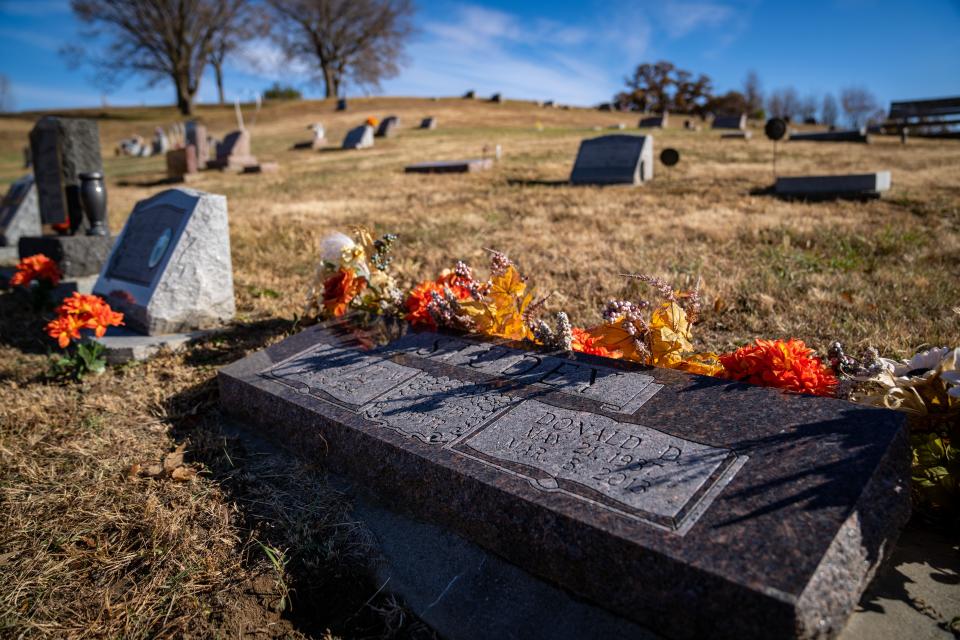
xmin=45 ymin=292 xmax=124 ymax=348
xmin=10 ymin=254 xmax=62 ymax=287
xmin=323 ymin=268 xmax=367 ymax=317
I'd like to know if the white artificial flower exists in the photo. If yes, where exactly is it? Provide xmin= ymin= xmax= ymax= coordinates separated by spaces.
xmin=319 ymin=232 xmax=355 ymax=265
xmin=890 ymin=347 xmax=953 ymax=378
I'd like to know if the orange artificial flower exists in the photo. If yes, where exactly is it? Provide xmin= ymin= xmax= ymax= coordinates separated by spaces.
xmin=46 ymin=314 xmax=84 ymax=348
xmin=366 ymin=116 xmax=379 ymax=127
xmin=9 ymin=254 xmax=62 ymax=287
xmin=322 ymin=268 xmax=367 ymax=317
xmin=719 ymin=338 xmax=838 ymax=397
xmin=404 ymin=273 xmax=471 ymax=330
xmin=45 ymin=293 xmax=125 ymax=348
xmin=572 ymin=327 xmax=621 ymax=359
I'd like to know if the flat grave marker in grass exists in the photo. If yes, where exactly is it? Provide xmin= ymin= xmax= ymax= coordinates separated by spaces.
xmin=93 ymin=188 xmax=234 ymax=353
xmin=712 ymin=113 xmax=747 ymax=130
xmin=219 ymin=323 xmax=910 ymax=640
xmin=0 ymin=175 xmax=40 ymax=265
xmin=342 ymin=125 xmax=375 ymax=150
xmin=639 ymin=114 xmax=668 ymax=128
xmin=774 ymin=172 xmax=891 ymax=199
xmin=788 ymin=129 xmax=870 ymax=143
xmin=570 ymin=134 xmax=653 ymax=185
xmin=405 ymin=158 xmax=493 ymax=174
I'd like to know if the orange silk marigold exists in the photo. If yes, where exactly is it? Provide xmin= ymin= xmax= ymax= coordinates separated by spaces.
xmin=404 ymin=275 xmax=471 ymax=330
xmin=10 ymin=253 xmax=62 ymax=287
xmin=719 ymin=338 xmax=837 ymax=397
xmin=45 ymin=293 xmax=124 ymax=348
xmin=322 ymin=268 xmax=366 ymax=317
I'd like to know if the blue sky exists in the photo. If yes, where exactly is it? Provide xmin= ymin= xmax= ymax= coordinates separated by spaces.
xmin=1 ymin=0 xmax=958 ymax=112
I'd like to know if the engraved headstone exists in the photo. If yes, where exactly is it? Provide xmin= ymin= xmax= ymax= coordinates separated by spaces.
xmin=342 ymin=125 xmax=375 ymax=150
xmin=419 ymin=117 xmax=437 ymax=130
xmin=219 ymin=324 xmax=909 ymax=640
xmin=376 ymin=116 xmax=400 ymax=138
xmin=774 ymin=172 xmax=891 ymax=199
xmin=337 ymin=98 xmax=348 ymax=111
xmin=210 ymin=129 xmax=256 ymax=169
xmin=569 ymin=134 xmax=653 ymax=185
xmin=93 ymin=188 xmax=234 ymax=335
xmin=166 ymin=145 xmax=198 ymax=180
xmin=29 ymin=116 xmax=103 ymax=229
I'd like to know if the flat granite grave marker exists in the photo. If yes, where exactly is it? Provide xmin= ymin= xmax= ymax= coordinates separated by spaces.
xmin=570 ymin=134 xmax=653 ymax=185
xmin=405 ymin=158 xmax=493 ymax=174
xmin=0 ymin=175 xmax=40 ymax=264
xmin=219 ymin=323 xmax=909 ymax=640
xmin=342 ymin=125 xmax=375 ymax=150
xmin=775 ymin=172 xmax=891 ymax=199
xmin=93 ymin=188 xmax=234 ymax=336
xmin=376 ymin=116 xmax=400 ymax=137
xmin=789 ymin=129 xmax=870 ymax=143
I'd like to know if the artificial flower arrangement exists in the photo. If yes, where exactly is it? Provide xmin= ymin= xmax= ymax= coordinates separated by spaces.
xmin=304 ymin=229 xmax=959 ymax=518
xmin=8 ymin=253 xmax=62 ymax=308
xmin=45 ymin=292 xmax=125 ymax=378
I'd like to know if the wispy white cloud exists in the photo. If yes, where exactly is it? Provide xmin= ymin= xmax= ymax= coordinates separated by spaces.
xmin=0 ymin=0 xmax=71 ymax=18
xmin=0 ymin=26 xmax=63 ymax=52
xmin=659 ymin=1 xmax=735 ymax=38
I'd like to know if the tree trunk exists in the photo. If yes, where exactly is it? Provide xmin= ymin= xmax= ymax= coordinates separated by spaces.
xmin=213 ymin=59 xmax=225 ymax=105
xmin=322 ymin=64 xmax=338 ymax=98
xmin=175 ymin=76 xmax=194 ymax=116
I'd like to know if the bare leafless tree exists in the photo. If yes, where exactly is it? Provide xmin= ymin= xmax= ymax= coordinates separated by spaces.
xmin=265 ymin=0 xmax=414 ymax=99
xmin=742 ymin=70 xmax=763 ymax=118
xmin=70 ymin=0 xmax=249 ymax=115
xmin=821 ymin=93 xmax=838 ymax=126
xmin=840 ymin=86 xmax=878 ymax=128
xmin=800 ymin=94 xmax=818 ymax=122
xmin=209 ymin=3 xmax=266 ymax=105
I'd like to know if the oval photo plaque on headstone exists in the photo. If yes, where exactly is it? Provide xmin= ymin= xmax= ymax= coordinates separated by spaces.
xmin=765 ymin=118 xmax=787 ymax=141
xmin=148 ymin=228 xmax=172 ymax=268
xmin=660 ymin=148 xmax=680 ymax=166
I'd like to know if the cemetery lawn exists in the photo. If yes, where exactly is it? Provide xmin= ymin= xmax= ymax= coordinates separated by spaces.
xmin=1 ymin=98 xmax=958 ymax=637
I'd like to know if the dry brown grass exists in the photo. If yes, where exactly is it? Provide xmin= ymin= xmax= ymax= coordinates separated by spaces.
xmin=0 ymin=97 xmax=958 ymax=638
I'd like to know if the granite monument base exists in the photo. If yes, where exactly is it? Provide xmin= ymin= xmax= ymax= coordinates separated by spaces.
xmin=18 ymin=234 xmax=113 ymax=277
xmin=94 ymin=326 xmax=215 ymax=364
xmin=218 ymin=322 xmax=910 ymax=640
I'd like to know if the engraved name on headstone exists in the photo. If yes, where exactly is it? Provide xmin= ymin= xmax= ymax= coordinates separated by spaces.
xmin=569 ymin=135 xmax=654 ymax=185
xmin=455 ymin=400 xmax=739 ymax=530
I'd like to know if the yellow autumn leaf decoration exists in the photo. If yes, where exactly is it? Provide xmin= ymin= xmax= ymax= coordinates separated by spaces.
xmin=460 ymin=265 xmax=534 ymax=341
xmin=677 ymin=352 xmax=724 ymax=377
xmin=649 ymin=302 xmax=693 ymax=368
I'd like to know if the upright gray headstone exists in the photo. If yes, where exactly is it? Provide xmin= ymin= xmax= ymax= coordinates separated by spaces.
xmin=376 ymin=116 xmax=400 ymax=138
xmin=570 ymin=135 xmax=654 ymax=185
xmin=342 ymin=125 xmax=375 ymax=150
xmin=0 ymin=176 xmax=40 ymax=264
xmin=185 ymin=121 xmax=209 ymax=168
xmin=29 ymin=116 xmax=103 ymax=228
xmin=712 ymin=114 xmax=746 ymax=130
xmin=639 ymin=114 xmax=668 ymax=128
xmin=93 ymin=188 xmax=235 ymax=335
xmin=419 ymin=117 xmax=437 ymax=130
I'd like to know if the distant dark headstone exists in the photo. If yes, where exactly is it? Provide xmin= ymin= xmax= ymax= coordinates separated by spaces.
xmin=336 ymin=98 xmax=348 ymax=111
xmin=185 ymin=121 xmax=209 ymax=169
xmin=598 ymin=103 xmax=612 ymax=112
xmin=787 ymin=129 xmax=870 ymax=144
xmin=209 ymin=130 xmax=257 ymax=170
xmin=774 ymin=172 xmax=891 ymax=199
xmin=490 ymin=93 xmax=503 ymax=103
xmin=29 ymin=116 xmax=103 ymax=230
xmin=765 ymin=118 xmax=788 ymax=141
xmin=218 ymin=324 xmax=910 ymax=640
xmin=0 ymin=175 xmax=40 ymax=264
xmin=376 ymin=116 xmax=400 ymax=138
xmin=660 ymin=148 xmax=680 ymax=166
xmin=570 ymin=134 xmax=653 ymax=185
xmin=543 ymin=100 xmax=555 ymax=108
xmin=419 ymin=117 xmax=437 ymax=130
xmin=166 ymin=145 xmax=198 ymax=181
xmin=639 ymin=114 xmax=667 ymax=128
xmin=712 ymin=114 xmax=746 ymax=130
xmin=721 ymin=131 xmax=752 ymax=141
xmin=463 ymin=90 xmax=476 ymax=99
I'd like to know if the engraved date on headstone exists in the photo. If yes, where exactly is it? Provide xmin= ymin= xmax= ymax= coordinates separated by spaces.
xmin=264 ymin=342 xmax=420 ymax=410
xmin=456 ymin=400 xmax=738 ymax=529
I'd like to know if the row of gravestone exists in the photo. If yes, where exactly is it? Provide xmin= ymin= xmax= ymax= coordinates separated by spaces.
xmin=341 ymin=115 xmax=437 ymax=150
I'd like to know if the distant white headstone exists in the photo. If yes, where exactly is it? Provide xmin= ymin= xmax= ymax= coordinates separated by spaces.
xmin=570 ymin=135 xmax=654 ymax=185
xmin=94 ymin=188 xmax=235 ymax=335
